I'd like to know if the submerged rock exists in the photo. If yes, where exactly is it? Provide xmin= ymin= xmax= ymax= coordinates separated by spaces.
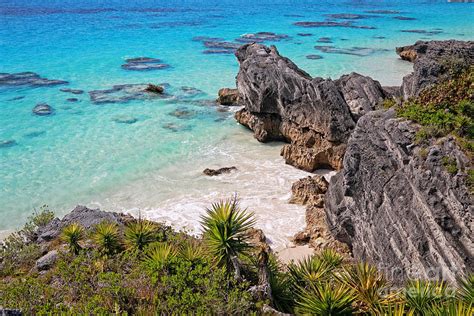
xmin=314 ymin=45 xmax=387 ymax=57
xmin=325 ymin=110 xmax=473 ymax=283
xmin=306 ymin=54 xmax=323 ymax=60
xmin=393 ymin=16 xmax=417 ymax=21
xmin=235 ymin=32 xmax=289 ymax=43
xmin=121 ymin=57 xmax=169 ymax=71
xmin=0 ymin=140 xmax=17 ymax=148
xmin=324 ymin=13 xmax=374 ymax=20
xmin=400 ymin=29 xmax=443 ymax=35
xmin=396 ymin=40 xmax=474 ymax=99
xmin=60 ymin=88 xmax=84 ymax=94
xmin=294 ymin=21 xmax=376 ymax=29
xmin=89 ymin=83 xmax=169 ymax=104
xmin=112 ymin=115 xmax=138 ymax=124
xmin=365 ymin=10 xmax=400 ymax=14
xmin=234 ymin=43 xmax=385 ymax=171
xmin=144 ymin=84 xmax=164 ymax=94
xmin=297 ymin=33 xmax=313 ymax=37
xmin=0 ymin=72 xmax=68 ymax=87
xmin=316 ymin=37 xmax=332 ymax=43
xmin=32 ymin=103 xmax=54 ymax=116
xmin=66 ymin=98 xmax=78 ymax=102
xmin=217 ymin=88 xmax=239 ymax=105
xmin=203 ymin=166 xmax=237 ymax=176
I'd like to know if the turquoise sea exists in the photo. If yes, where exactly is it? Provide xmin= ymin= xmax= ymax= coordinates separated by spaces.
xmin=1 ymin=0 xmax=473 ymax=246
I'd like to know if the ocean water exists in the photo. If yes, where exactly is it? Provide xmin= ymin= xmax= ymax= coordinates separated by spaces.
xmin=1 ymin=0 xmax=473 ymax=247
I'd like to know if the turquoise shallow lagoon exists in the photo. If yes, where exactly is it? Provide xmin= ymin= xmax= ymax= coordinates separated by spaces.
xmin=1 ymin=0 xmax=473 ymax=246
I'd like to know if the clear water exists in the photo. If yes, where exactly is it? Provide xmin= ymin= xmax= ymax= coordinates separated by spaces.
xmin=1 ymin=0 xmax=473 ymax=247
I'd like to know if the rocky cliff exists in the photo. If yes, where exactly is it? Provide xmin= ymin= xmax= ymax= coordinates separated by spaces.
xmin=326 ymin=110 xmax=473 ymax=283
xmin=396 ymin=40 xmax=474 ymax=99
xmin=234 ymin=40 xmax=473 ymax=282
xmin=234 ymin=44 xmax=386 ymax=171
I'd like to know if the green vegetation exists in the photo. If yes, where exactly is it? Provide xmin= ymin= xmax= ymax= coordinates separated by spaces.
xmin=1 ymin=202 xmax=473 ymax=314
xmin=389 ymin=65 xmax=473 ymax=189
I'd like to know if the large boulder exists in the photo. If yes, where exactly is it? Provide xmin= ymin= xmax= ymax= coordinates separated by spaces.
xmin=235 ymin=43 xmax=386 ymax=171
xmin=325 ymin=109 xmax=473 ymax=283
xmin=396 ymin=40 xmax=474 ymax=99
xmin=36 ymin=205 xmax=131 ymax=242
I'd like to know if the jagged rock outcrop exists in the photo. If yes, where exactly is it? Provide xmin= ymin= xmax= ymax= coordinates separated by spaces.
xmin=234 ymin=43 xmax=386 ymax=171
xmin=290 ymin=175 xmax=350 ymax=254
xmin=36 ymin=205 xmax=132 ymax=242
xmin=396 ymin=40 xmax=474 ymax=99
xmin=325 ymin=109 xmax=473 ymax=283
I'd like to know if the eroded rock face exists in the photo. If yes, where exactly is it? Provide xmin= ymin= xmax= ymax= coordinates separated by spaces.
xmin=396 ymin=40 xmax=474 ymax=99
xmin=235 ymin=43 xmax=386 ymax=171
xmin=290 ymin=175 xmax=349 ymax=254
xmin=203 ymin=166 xmax=237 ymax=176
xmin=325 ymin=110 xmax=473 ymax=283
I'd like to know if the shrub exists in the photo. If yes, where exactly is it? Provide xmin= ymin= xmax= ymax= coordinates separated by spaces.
xmin=61 ymin=223 xmax=85 ymax=255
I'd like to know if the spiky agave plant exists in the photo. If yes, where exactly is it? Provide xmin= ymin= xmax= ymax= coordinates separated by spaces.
xmin=179 ymin=240 xmax=207 ymax=264
xmin=404 ymin=280 xmax=451 ymax=315
xmin=428 ymin=300 xmax=473 ymax=316
xmin=200 ymin=198 xmax=255 ymax=278
xmin=266 ymin=254 xmax=295 ymax=313
xmin=319 ymin=248 xmax=344 ymax=270
xmin=295 ymin=281 xmax=355 ymax=315
xmin=338 ymin=262 xmax=394 ymax=312
xmin=92 ymin=221 xmax=121 ymax=256
xmin=456 ymin=274 xmax=474 ymax=304
xmin=124 ymin=218 xmax=156 ymax=251
xmin=61 ymin=222 xmax=85 ymax=255
xmin=143 ymin=242 xmax=177 ymax=272
xmin=288 ymin=255 xmax=336 ymax=287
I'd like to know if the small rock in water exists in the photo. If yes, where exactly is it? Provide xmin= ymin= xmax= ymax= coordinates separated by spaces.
xmin=235 ymin=32 xmax=290 ymax=43
xmin=400 ymin=29 xmax=443 ymax=35
xmin=306 ymin=54 xmax=323 ymax=60
xmin=297 ymin=33 xmax=313 ymax=37
xmin=294 ymin=20 xmax=376 ymax=29
xmin=24 ymin=131 xmax=45 ymax=138
xmin=60 ymin=88 xmax=84 ymax=94
xmin=203 ymin=166 xmax=237 ymax=176
xmin=217 ymin=88 xmax=239 ymax=105
xmin=66 ymin=98 xmax=79 ymax=102
xmin=145 ymin=84 xmax=164 ymax=94
xmin=32 ymin=103 xmax=54 ymax=116
xmin=0 ymin=139 xmax=17 ymax=148
xmin=202 ymin=49 xmax=235 ymax=55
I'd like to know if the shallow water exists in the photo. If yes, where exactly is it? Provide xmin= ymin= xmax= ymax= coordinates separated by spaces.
xmin=1 ymin=0 xmax=473 ymax=247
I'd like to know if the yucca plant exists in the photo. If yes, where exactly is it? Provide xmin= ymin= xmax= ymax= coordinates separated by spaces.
xmin=339 ymin=262 xmax=393 ymax=312
xmin=404 ymin=280 xmax=451 ymax=315
xmin=268 ymin=261 xmax=295 ymax=313
xmin=428 ymin=300 xmax=473 ymax=316
xmin=456 ymin=274 xmax=474 ymax=304
xmin=296 ymin=281 xmax=355 ymax=315
xmin=200 ymin=198 xmax=255 ymax=278
xmin=319 ymin=248 xmax=344 ymax=270
xmin=92 ymin=221 xmax=121 ymax=256
xmin=375 ymin=303 xmax=412 ymax=316
xmin=144 ymin=242 xmax=177 ymax=272
xmin=124 ymin=219 xmax=156 ymax=251
xmin=179 ymin=240 xmax=207 ymax=264
xmin=288 ymin=255 xmax=335 ymax=287
xmin=61 ymin=222 xmax=85 ymax=255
